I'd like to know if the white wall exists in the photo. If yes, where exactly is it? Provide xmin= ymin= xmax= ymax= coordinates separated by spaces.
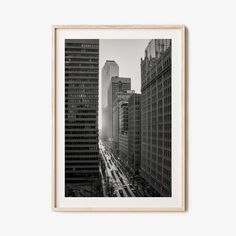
xmin=0 ymin=0 xmax=236 ymax=235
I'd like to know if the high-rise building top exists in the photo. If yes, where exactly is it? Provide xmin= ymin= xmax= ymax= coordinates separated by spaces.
xmin=108 ymin=76 xmax=131 ymax=106
xmin=113 ymin=90 xmax=135 ymax=107
xmin=144 ymin=39 xmax=171 ymax=59
xmin=101 ymin=60 xmax=119 ymax=108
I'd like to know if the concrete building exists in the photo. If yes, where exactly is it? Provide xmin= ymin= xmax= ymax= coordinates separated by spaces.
xmin=140 ymin=39 xmax=172 ymax=197
xmin=107 ymin=76 xmax=131 ymax=140
xmin=101 ymin=61 xmax=119 ymax=139
xmin=64 ymin=39 xmax=101 ymax=197
xmin=119 ymin=102 xmax=129 ymax=166
xmin=128 ymin=93 xmax=141 ymax=175
xmin=112 ymin=90 xmax=134 ymax=156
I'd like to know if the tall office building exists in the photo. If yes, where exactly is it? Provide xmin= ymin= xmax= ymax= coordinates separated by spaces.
xmin=128 ymin=93 xmax=141 ymax=175
xmin=113 ymin=91 xmax=134 ymax=146
xmin=65 ymin=39 xmax=101 ymax=197
xmin=140 ymin=39 xmax=172 ymax=197
xmin=107 ymin=76 xmax=131 ymax=140
xmin=101 ymin=61 xmax=119 ymax=139
xmin=111 ymin=90 xmax=134 ymax=165
xmin=101 ymin=60 xmax=119 ymax=107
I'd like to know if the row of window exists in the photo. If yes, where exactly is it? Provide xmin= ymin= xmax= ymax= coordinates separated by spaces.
xmin=65 ymin=99 xmax=97 ymax=104
xmin=65 ymin=48 xmax=98 ymax=53
xmin=65 ymin=43 xmax=98 ymax=48
xmin=66 ymin=95 xmax=98 ymax=100
xmin=65 ymin=147 xmax=98 ymax=151
xmin=65 ymin=104 xmax=97 ymax=109
xmin=65 ymin=63 xmax=98 ymax=67
xmin=65 ymin=131 xmax=97 ymax=134
xmin=65 ymin=142 xmax=97 ymax=145
xmin=65 ymin=137 xmax=97 ymax=140
xmin=65 ymin=157 xmax=98 ymax=161
xmin=65 ymin=73 xmax=97 ymax=77
xmin=65 ymin=167 xmax=98 ymax=171
xmin=66 ymin=84 xmax=97 ymax=89
xmin=65 ymin=68 xmax=98 ymax=72
xmin=65 ymin=58 xmax=98 ymax=63
xmin=65 ymin=58 xmax=98 ymax=62
xmin=65 ymin=53 xmax=98 ymax=57
xmin=65 ymin=125 xmax=96 ymax=129
xmin=66 ymin=162 xmax=98 ymax=166
xmin=65 ymin=152 xmax=98 ymax=156
xmin=65 ymin=107 xmax=96 ymax=112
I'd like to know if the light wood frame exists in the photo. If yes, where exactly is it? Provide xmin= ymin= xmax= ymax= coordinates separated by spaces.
xmin=52 ymin=25 xmax=186 ymax=212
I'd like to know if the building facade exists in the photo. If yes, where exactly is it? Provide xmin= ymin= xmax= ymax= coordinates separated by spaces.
xmin=112 ymin=90 xmax=134 ymax=156
xmin=107 ymin=76 xmax=131 ymax=140
xmin=128 ymin=93 xmax=141 ymax=175
xmin=65 ymin=39 xmax=101 ymax=197
xmin=101 ymin=61 xmax=119 ymax=139
xmin=118 ymin=102 xmax=129 ymax=166
xmin=140 ymin=39 xmax=172 ymax=197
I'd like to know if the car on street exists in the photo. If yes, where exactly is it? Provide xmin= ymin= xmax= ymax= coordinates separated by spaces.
xmin=123 ymin=186 xmax=132 ymax=197
xmin=128 ymin=184 xmax=135 ymax=190
xmin=118 ymin=189 xmax=124 ymax=197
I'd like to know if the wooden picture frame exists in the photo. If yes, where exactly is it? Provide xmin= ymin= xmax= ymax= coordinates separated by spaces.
xmin=52 ymin=25 xmax=186 ymax=212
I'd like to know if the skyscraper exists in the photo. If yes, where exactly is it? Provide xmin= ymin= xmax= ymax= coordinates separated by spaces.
xmin=65 ymin=39 xmax=100 ymax=197
xmin=101 ymin=61 xmax=119 ymax=140
xmin=101 ymin=60 xmax=119 ymax=107
xmin=107 ymin=76 xmax=131 ymax=140
xmin=111 ymin=90 xmax=134 ymax=162
xmin=140 ymin=39 xmax=172 ymax=197
xmin=128 ymin=93 xmax=141 ymax=175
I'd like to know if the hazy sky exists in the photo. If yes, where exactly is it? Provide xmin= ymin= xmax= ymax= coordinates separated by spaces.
xmin=98 ymin=39 xmax=149 ymax=127
xmin=99 ymin=39 xmax=149 ymax=92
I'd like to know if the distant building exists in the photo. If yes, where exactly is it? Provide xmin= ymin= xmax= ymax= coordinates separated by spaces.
xmin=101 ymin=60 xmax=119 ymax=107
xmin=128 ymin=93 xmax=141 ymax=175
xmin=64 ymin=39 xmax=101 ymax=197
xmin=140 ymin=39 xmax=172 ymax=197
xmin=101 ymin=61 xmax=119 ymax=139
xmin=112 ymin=90 xmax=134 ymax=155
xmin=107 ymin=76 xmax=131 ymax=140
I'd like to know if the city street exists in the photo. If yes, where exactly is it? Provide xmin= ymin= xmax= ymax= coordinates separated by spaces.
xmin=99 ymin=140 xmax=139 ymax=197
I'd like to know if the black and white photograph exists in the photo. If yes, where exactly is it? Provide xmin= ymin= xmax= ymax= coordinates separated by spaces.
xmin=52 ymin=25 xmax=185 ymax=211
xmin=64 ymin=39 xmax=172 ymax=198
xmin=3 ymin=0 xmax=236 ymax=234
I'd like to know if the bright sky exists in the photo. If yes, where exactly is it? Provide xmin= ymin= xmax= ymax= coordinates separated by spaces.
xmin=98 ymin=39 xmax=149 ymax=128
